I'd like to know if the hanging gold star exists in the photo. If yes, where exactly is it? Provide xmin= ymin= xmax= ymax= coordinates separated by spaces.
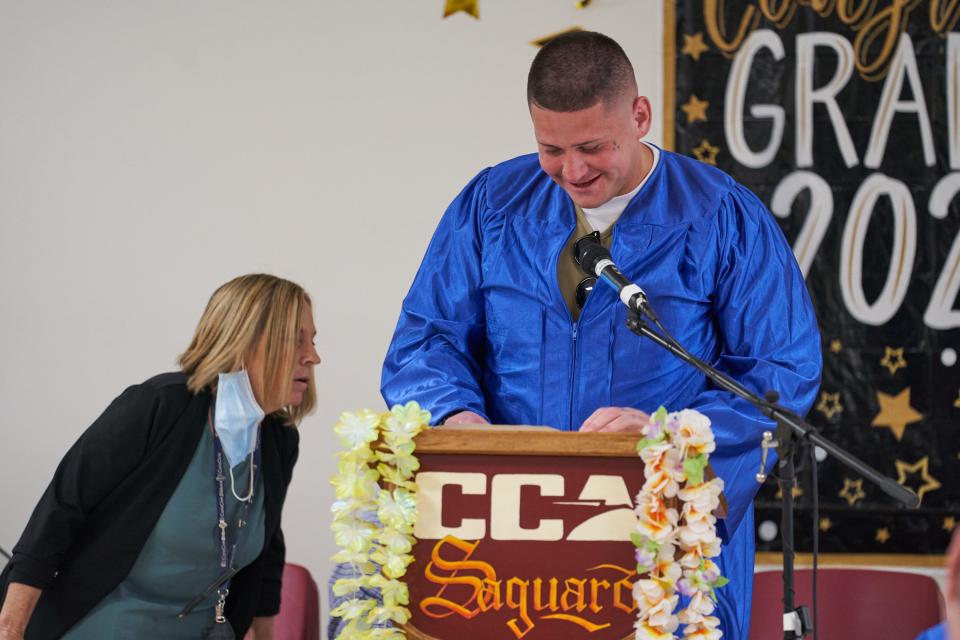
xmin=838 ymin=478 xmax=866 ymax=507
xmin=681 ymin=95 xmax=709 ymax=124
xmin=576 ymin=0 xmax=592 ymax=7
xmin=816 ymin=391 xmax=843 ymax=420
xmin=443 ymin=0 xmax=478 ymax=19
xmin=945 ymin=517 xmax=957 ymax=532
xmin=953 ymin=389 xmax=960 ymax=409
xmin=872 ymin=388 xmax=922 ymax=441
xmin=880 ymin=347 xmax=907 ymax=375
xmin=819 ymin=517 xmax=832 ymax=532
xmin=895 ymin=457 xmax=941 ymax=504
xmin=829 ymin=339 xmax=843 ymax=354
xmin=875 ymin=528 xmax=891 ymax=543
xmin=530 ymin=27 xmax=583 ymax=48
xmin=681 ymin=32 xmax=709 ymax=61
xmin=692 ymin=139 xmax=719 ymax=165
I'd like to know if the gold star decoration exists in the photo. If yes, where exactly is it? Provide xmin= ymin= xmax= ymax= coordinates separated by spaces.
xmin=443 ymin=0 xmax=479 ymax=19
xmin=953 ymin=389 xmax=960 ymax=409
xmin=819 ymin=517 xmax=832 ymax=532
xmin=775 ymin=484 xmax=804 ymax=500
xmin=576 ymin=0 xmax=592 ymax=7
xmin=875 ymin=528 xmax=891 ymax=543
xmin=829 ymin=339 xmax=843 ymax=354
xmin=838 ymin=478 xmax=866 ymax=507
xmin=681 ymin=95 xmax=709 ymax=124
xmin=530 ymin=26 xmax=583 ymax=48
xmin=681 ymin=32 xmax=709 ymax=61
xmin=692 ymin=139 xmax=719 ymax=165
xmin=945 ymin=517 xmax=957 ymax=532
xmin=895 ymin=457 xmax=941 ymax=504
xmin=872 ymin=387 xmax=923 ymax=441
xmin=880 ymin=346 xmax=907 ymax=375
xmin=816 ymin=391 xmax=843 ymax=420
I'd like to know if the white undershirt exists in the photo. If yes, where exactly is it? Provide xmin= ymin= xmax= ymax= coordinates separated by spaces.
xmin=581 ymin=142 xmax=660 ymax=233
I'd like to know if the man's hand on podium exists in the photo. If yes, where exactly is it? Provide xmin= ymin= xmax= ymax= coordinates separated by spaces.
xmin=443 ymin=410 xmax=490 ymax=426
xmin=579 ymin=407 xmax=650 ymax=433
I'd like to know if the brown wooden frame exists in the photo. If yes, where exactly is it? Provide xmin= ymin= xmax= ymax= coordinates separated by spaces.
xmin=414 ymin=424 xmax=641 ymax=457
xmin=756 ymin=552 xmax=946 ymax=568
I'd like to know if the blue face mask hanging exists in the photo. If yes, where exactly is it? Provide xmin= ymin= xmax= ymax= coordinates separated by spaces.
xmin=214 ymin=369 xmax=265 ymax=467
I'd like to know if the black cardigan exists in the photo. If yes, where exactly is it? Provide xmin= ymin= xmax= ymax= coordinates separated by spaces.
xmin=0 ymin=372 xmax=299 ymax=638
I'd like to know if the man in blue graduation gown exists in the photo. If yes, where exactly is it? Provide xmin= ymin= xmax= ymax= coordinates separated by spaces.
xmin=378 ymin=31 xmax=822 ymax=639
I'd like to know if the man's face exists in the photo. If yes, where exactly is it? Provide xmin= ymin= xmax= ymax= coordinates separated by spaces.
xmin=530 ymin=95 xmax=652 ymax=209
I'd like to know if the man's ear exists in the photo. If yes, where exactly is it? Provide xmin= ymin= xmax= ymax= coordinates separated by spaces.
xmin=633 ymin=96 xmax=652 ymax=139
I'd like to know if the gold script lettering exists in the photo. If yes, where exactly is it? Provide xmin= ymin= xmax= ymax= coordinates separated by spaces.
xmin=704 ymin=0 xmax=762 ymax=54
xmin=761 ymin=0 xmax=799 ymax=26
xmin=479 ymin=578 xmax=502 ymax=612
xmin=533 ymin=577 xmax=559 ymax=612
xmin=589 ymin=578 xmax=611 ymax=614
xmin=419 ymin=538 xmax=638 ymax=638
xmin=853 ymin=0 xmax=922 ymax=80
xmin=930 ymin=0 xmax=960 ymax=33
xmin=561 ymin=578 xmax=588 ymax=612
xmin=421 ymin=536 xmax=496 ymax=619
xmin=697 ymin=0 xmax=943 ymax=81
xmin=836 ymin=0 xmax=875 ymax=25
xmin=506 ymin=578 xmax=534 ymax=638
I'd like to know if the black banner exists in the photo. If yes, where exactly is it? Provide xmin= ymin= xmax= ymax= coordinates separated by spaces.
xmin=671 ymin=1 xmax=960 ymax=555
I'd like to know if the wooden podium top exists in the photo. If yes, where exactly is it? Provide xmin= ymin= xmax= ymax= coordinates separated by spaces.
xmin=414 ymin=424 xmax=642 ymax=457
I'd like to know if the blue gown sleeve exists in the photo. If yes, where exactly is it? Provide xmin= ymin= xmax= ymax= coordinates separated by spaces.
xmin=688 ymin=184 xmax=822 ymax=540
xmin=914 ymin=622 xmax=947 ymax=640
xmin=380 ymin=170 xmax=492 ymax=424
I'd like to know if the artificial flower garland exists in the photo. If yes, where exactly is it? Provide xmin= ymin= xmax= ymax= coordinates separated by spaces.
xmin=329 ymin=403 xmax=726 ymax=640
xmin=329 ymin=402 xmax=430 ymax=639
xmin=632 ymin=407 xmax=728 ymax=640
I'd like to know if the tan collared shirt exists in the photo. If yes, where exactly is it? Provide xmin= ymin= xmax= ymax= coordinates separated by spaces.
xmin=557 ymin=205 xmax=614 ymax=321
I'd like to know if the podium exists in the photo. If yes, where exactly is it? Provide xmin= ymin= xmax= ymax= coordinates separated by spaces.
xmin=401 ymin=425 xmax=648 ymax=640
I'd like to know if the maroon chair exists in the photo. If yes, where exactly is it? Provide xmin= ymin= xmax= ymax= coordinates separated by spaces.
xmin=275 ymin=563 xmax=321 ymax=640
xmin=749 ymin=568 xmax=943 ymax=640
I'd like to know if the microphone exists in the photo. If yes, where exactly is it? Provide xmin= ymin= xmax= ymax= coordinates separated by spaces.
xmin=573 ymin=233 xmax=658 ymax=321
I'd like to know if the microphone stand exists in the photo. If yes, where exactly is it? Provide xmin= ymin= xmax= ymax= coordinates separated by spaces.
xmin=623 ymin=309 xmax=920 ymax=639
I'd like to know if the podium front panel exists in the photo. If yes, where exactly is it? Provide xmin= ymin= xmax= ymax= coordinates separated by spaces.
xmin=403 ymin=429 xmax=644 ymax=640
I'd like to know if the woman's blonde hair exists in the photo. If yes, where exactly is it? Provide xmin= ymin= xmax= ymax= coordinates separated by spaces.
xmin=178 ymin=274 xmax=316 ymax=425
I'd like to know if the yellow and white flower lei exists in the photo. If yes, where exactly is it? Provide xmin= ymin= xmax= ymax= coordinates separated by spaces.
xmin=632 ymin=407 xmax=728 ymax=640
xmin=329 ymin=402 xmax=430 ymax=640
xmin=329 ymin=403 xmax=725 ymax=640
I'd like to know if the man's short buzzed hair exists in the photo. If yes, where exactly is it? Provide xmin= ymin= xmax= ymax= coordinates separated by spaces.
xmin=527 ymin=31 xmax=637 ymax=112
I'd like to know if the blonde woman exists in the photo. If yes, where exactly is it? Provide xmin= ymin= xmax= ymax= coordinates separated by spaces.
xmin=0 ymin=274 xmax=320 ymax=640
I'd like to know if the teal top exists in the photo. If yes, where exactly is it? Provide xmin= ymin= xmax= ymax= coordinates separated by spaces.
xmin=65 ymin=423 xmax=266 ymax=639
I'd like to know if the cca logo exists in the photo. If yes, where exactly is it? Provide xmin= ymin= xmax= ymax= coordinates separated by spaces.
xmin=414 ymin=472 xmax=637 ymax=542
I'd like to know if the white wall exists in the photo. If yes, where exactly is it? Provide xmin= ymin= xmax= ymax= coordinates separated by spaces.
xmin=0 ymin=0 xmax=665 ymax=618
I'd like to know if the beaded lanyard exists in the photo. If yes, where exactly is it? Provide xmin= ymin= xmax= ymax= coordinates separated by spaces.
xmin=210 ymin=408 xmax=262 ymax=625
xmin=179 ymin=409 xmax=262 ymax=631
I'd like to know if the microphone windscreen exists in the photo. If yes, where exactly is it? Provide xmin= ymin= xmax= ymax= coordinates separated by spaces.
xmin=574 ymin=237 xmax=611 ymax=276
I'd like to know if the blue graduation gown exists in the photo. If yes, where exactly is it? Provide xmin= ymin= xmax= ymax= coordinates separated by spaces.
xmin=915 ymin=623 xmax=947 ymax=640
xmin=382 ymin=149 xmax=822 ymax=639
